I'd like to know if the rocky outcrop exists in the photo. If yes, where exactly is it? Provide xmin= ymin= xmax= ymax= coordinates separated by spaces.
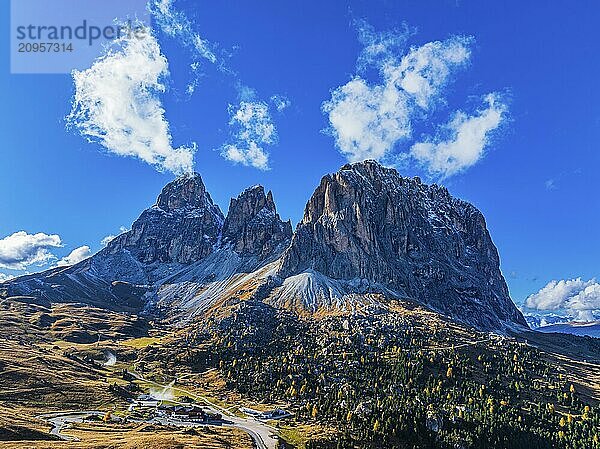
xmin=105 ymin=174 xmax=224 ymax=265
xmin=2 ymin=161 xmax=527 ymax=331
xmin=278 ymin=160 xmax=527 ymax=330
xmin=222 ymin=186 xmax=292 ymax=258
xmin=2 ymin=173 xmax=290 ymax=312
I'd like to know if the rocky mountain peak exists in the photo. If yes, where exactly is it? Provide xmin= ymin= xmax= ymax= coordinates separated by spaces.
xmin=105 ymin=173 xmax=224 ymax=265
xmin=232 ymin=185 xmax=275 ymax=214
xmin=279 ymin=160 xmax=527 ymax=330
xmin=222 ymin=185 xmax=292 ymax=258
xmin=4 ymin=160 xmax=526 ymax=331
xmin=155 ymin=173 xmax=219 ymax=213
xmin=302 ymin=160 xmax=429 ymax=222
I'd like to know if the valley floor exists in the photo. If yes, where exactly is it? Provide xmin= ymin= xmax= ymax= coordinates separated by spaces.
xmin=0 ymin=300 xmax=260 ymax=448
xmin=0 ymin=297 xmax=599 ymax=449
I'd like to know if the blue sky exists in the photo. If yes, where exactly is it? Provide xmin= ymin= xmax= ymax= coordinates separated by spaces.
xmin=1 ymin=0 xmax=599 ymax=322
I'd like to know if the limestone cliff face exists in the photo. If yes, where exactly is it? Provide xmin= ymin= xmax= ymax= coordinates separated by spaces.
xmin=278 ymin=160 xmax=527 ymax=330
xmin=2 ymin=162 xmax=527 ymax=331
xmin=105 ymin=174 xmax=224 ymax=265
xmin=222 ymin=186 xmax=292 ymax=258
xmin=2 ymin=173 xmax=291 ymax=311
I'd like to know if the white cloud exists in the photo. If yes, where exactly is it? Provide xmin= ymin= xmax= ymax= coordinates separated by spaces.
xmin=101 ymin=235 xmax=116 ymax=247
xmin=100 ymin=226 xmax=128 ymax=247
xmin=355 ymin=20 xmax=411 ymax=71
xmin=566 ymin=283 xmax=600 ymax=321
xmin=410 ymin=93 xmax=507 ymax=177
xmin=149 ymin=0 xmax=216 ymax=64
xmin=151 ymin=1 xmax=286 ymax=159
xmin=149 ymin=0 xmax=217 ymax=95
xmin=270 ymin=95 xmax=291 ymax=112
xmin=56 ymin=246 xmax=92 ymax=267
xmin=390 ymin=37 xmax=472 ymax=109
xmin=67 ymin=29 xmax=196 ymax=175
xmin=526 ymin=278 xmax=589 ymax=310
xmin=323 ymin=77 xmax=412 ymax=162
xmin=0 ymin=272 xmax=15 ymax=283
xmin=525 ymin=278 xmax=600 ymax=322
xmin=233 ymin=102 xmax=276 ymax=142
xmin=222 ymin=142 xmax=269 ymax=170
xmin=221 ymin=101 xmax=276 ymax=170
xmin=0 ymin=231 xmax=62 ymax=270
xmin=238 ymin=85 xmax=257 ymax=101
xmin=323 ymin=30 xmax=473 ymax=164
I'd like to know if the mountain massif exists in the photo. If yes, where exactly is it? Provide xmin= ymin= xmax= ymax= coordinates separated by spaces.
xmin=0 ymin=161 xmax=527 ymax=331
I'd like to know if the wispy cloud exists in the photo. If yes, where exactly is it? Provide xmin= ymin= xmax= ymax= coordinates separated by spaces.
xmin=56 ymin=246 xmax=92 ymax=267
xmin=101 ymin=235 xmax=116 ymax=247
xmin=149 ymin=0 xmax=287 ymax=169
xmin=323 ymin=22 xmax=507 ymax=176
xmin=67 ymin=29 xmax=196 ymax=175
xmin=411 ymin=93 xmax=507 ymax=177
xmin=355 ymin=20 xmax=412 ymax=72
xmin=270 ymin=94 xmax=291 ymax=112
xmin=389 ymin=36 xmax=472 ymax=110
xmin=148 ymin=0 xmax=217 ymax=95
xmin=0 ymin=272 xmax=15 ymax=283
xmin=544 ymin=168 xmax=582 ymax=191
xmin=323 ymin=28 xmax=472 ymax=163
xmin=0 ymin=231 xmax=62 ymax=270
xmin=149 ymin=0 xmax=216 ymax=63
xmin=221 ymin=101 xmax=277 ymax=170
xmin=101 ymin=226 xmax=129 ymax=247
xmin=525 ymin=278 xmax=600 ymax=322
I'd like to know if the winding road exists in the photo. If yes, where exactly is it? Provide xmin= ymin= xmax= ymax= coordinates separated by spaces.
xmin=37 ymin=367 xmax=278 ymax=449
xmin=128 ymin=370 xmax=277 ymax=449
xmin=37 ymin=411 xmax=104 ymax=441
xmin=39 ymin=406 xmax=276 ymax=449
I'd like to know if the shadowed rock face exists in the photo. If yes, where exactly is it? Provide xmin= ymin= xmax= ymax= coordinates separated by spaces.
xmin=278 ymin=160 xmax=527 ymax=330
xmin=2 ymin=173 xmax=291 ymax=311
xmin=155 ymin=174 xmax=221 ymax=212
xmin=105 ymin=174 xmax=224 ymax=265
xmin=222 ymin=186 xmax=292 ymax=258
xmin=2 ymin=162 xmax=526 ymax=331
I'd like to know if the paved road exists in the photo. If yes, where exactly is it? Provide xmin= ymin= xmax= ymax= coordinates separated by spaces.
xmin=38 ymin=408 xmax=275 ymax=449
xmin=36 ymin=366 xmax=278 ymax=449
xmin=38 ymin=411 xmax=104 ymax=441
xmin=129 ymin=370 xmax=277 ymax=449
xmin=150 ymin=415 xmax=271 ymax=449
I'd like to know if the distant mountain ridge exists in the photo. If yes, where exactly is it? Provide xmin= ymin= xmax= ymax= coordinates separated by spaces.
xmin=1 ymin=161 xmax=527 ymax=331
xmin=537 ymin=321 xmax=600 ymax=338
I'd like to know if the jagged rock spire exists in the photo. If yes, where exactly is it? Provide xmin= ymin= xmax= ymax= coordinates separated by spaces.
xmin=222 ymin=185 xmax=292 ymax=258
